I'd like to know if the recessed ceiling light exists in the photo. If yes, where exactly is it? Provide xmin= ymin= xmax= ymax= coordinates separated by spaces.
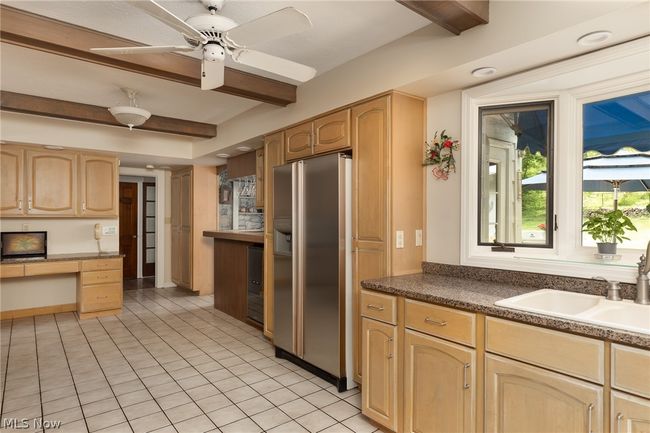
xmin=577 ymin=31 xmax=612 ymax=46
xmin=216 ymin=153 xmax=230 ymax=158
xmin=236 ymin=146 xmax=252 ymax=152
xmin=471 ymin=67 xmax=497 ymax=78
xmin=44 ymin=145 xmax=64 ymax=150
xmin=145 ymin=164 xmax=155 ymax=169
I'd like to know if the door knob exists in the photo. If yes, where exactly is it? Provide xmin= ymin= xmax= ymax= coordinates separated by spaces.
xmin=133 ymin=235 xmax=137 ymax=239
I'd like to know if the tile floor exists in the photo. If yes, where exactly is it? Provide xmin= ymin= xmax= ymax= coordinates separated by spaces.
xmin=0 ymin=288 xmax=376 ymax=433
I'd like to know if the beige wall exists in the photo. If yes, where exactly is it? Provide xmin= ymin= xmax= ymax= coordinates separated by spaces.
xmin=426 ymin=90 xmax=462 ymax=265
xmin=0 ymin=218 xmax=119 ymax=311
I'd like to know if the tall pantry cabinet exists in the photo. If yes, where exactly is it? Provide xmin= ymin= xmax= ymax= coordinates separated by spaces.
xmin=261 ymin=92 xmax=425 ymax=381
xmin=171 ymin=166 xmax=217 ymax=295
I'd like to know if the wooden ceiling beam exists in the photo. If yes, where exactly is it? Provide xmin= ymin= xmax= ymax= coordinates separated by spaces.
xmin=0 ymin=91 xmax=218 ymax=138
xmin=0 ymin=5 xmax=296 ymax=106
xmin=396 ymin=0 xmax=489 ymax=35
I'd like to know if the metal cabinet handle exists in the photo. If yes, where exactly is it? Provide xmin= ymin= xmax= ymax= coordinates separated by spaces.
xmin=387 ymin=337 xmax=393 ymax=359
xmin=616 ymin=413 xmax=623 ymax=433
xmin=587 ymin=403 xmax=594 ymax=433
xmin=18 ymin=200 xmax=22 ymax=211
xmin=463 ymin=363 xmax=470 ymax=389
xmin=425 ymin=317 xmax=447 ymax=326
xmin=82 ymin=202 xmax=86 ymax=212
xmin=28 ymin=199 xmax=32 ymax=211
xmin=367 ymin=304 xmax=384 ymax=311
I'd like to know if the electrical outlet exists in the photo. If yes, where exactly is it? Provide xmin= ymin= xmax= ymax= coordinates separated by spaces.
xmin=102 ymin=226 xmax=117 ymax=236
xmin=396 ymin=230 xmax=404 ymax=249
xmin=415 ymin=229 xmax=423 ymax=247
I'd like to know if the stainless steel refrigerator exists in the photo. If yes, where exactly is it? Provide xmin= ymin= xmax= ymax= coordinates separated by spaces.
xmin=273 ymin=153 xmax=354 ymax=391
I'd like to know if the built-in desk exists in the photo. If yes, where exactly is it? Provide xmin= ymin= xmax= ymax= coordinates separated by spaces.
xmin=0 ymin=253 xmax=123 ymax=320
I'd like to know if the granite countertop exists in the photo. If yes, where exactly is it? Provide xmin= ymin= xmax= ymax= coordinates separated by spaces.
xmin=203 ymin=230 xmax=264 ymax=244
xmin=362 ymin=273 xmax=650 ymax=349
xmin=1 ymin=252 xmax=123 ymax=264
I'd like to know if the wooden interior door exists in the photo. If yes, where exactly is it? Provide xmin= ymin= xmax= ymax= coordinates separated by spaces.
xmin=142 ymin=182 xmax=156 ymax=277
xmin=119 ymin=182 xmax=138 ymax=280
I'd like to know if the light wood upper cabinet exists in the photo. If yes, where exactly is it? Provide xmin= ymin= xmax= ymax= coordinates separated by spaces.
xmin=263 ymin=131 xmax=285 ymax=339
xmin=611 ymin=391 xmax=650 ymax=433
xmin=404 ymin=330 xmax=475 ymax=433
xmin=285 ymin=121 xmax=313 ymax=161
xmin=313 ymin=109 xmax=350 ymax=154
xmin=26 ymin=149 xmax=77 ymax=216
xmin=0 ymin=145 xmax=24 ymax=216
xmin=362 ymin=317 xmax=398 ymax=432
xmin=79 ymin=154 xmax=118 ymax=217
xmin=486 ymin=353 xmax=603 ymax=433
xmin=255 ymin=148 xmax=264 ymax=208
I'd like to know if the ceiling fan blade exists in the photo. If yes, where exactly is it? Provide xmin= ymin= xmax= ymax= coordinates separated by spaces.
xmin=91 ymin=45 xmax=197 ymax=55
xmin=201 ymin=57 xmax=225 ymax=90
xmin=231 ymin=49 xmax=316 ymax=82
xmin=129 ymin=0 xmax=207 ymax=44
xmin=225 ymin=7 xmax=312 ymax=48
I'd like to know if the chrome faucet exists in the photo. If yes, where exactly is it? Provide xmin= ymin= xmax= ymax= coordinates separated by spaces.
xmin=594 ymin=276 xmax=622 ymax=301
xmin=635 ymin=240 xmax=650 ymax=305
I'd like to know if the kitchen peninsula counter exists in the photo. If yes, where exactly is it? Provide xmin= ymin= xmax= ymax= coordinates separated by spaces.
xmin=203 ymin=230 xmax=264 ymax=244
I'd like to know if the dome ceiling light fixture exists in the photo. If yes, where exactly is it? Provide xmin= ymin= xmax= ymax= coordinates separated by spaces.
xmin=471 ymin=67 xmax=497 ymax=77
xmin=109 ymin=89 xmax=151 ymax=130
xmin=577 ymin=30 xmax=612 ymax=46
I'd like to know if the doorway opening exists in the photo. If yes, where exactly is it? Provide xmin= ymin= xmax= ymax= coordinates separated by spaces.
xmin=119 ymin=176 xmax=156 ymax=287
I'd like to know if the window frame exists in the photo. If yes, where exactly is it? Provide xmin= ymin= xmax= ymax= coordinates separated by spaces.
xmin=477 ymin=100 xmax=556 ymax=249
xmin=460 ymin=38 xmax=650 ymax=284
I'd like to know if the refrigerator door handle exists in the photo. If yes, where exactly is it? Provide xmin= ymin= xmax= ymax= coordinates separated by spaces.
xmin=295 ymin=161 xmax=305 ymax=359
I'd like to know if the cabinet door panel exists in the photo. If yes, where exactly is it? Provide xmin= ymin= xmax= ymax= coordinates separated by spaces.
xmin=255 ymin=148 xmax=264 ymax=208
xmin=314 ymin=109 xmax=350 ymax=154
xmin=285 ymin=121 xmax=313 ymax=161
xmin=486 ymin=354 xmax=603 ymax=433
xmin=362 ymin=317 xmax=397 ymax=432
xmin=79 ymin=155 xmax=118 ymax=216
xmin=26 ymin=150 xmax=77 ymax=215
xmin=612 ymin=391 xmax=650 ymax=433
xmin=404 ymin=330 xmax=475 ymax=433
xmin=0 ymin=145 xmax=24 ymax=215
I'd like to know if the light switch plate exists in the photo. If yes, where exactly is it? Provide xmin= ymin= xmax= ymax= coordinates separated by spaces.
xmin=396 ymin=230 xmax=404 ymax=249
xmin=102 ymin=225 xmax=117 ymax=236
xmin=415 ymin=229 xmax=423 ymax=247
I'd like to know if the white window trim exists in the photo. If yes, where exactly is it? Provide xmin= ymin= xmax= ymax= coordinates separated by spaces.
xmin=461 ymin=37 xmax=650 ymax=283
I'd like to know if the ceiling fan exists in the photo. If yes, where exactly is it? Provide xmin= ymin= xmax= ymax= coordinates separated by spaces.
xmin=91 ymin=0 xmax=317 ymax=90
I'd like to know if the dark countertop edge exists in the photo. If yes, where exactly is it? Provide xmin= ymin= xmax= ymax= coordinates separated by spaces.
xmin=362 ymin=275 xmax=650 ymax=350
xmin=203 ymin=231 xmax=264 ymax=244
xmin=1 ymin=252 xmax=123 ymax=264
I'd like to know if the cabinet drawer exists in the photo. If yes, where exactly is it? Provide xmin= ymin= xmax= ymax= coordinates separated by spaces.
xmin=486 ymin=317 xmax=604 ymax=383
xmin=360 ymin=290 xmax=397 ymax=325
xmin=612 ymin=344 xmax=650 ymax=399
xmin=81 ymin=269 xmax=122 ymax=285
xmin=405 ymin=299 xmax=476 ymax=347
xmin=0 ymin=263 xmax=25 ymax=279
xmin=81 ymin=258 xmax=122 ymax=272
xmin=79 ymin=283 xmax=122 ymax=313
xmin=24 ymin=260 xmax=79 ymax=276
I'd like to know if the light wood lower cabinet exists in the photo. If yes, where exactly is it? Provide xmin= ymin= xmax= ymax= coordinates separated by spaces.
xmin=486 ymin=353 xmax=603 ymax=433
xmin=362 ymin=317 xmax=398 ymax=432
xmin=611 ymin=391 xmax=650 ymax=433
xmin=404 ymin=330 xmax=475 ymax=433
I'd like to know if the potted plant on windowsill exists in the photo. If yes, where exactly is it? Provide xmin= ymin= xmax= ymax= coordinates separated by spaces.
xmin=582 ymin=209 xmax=637 ymax=254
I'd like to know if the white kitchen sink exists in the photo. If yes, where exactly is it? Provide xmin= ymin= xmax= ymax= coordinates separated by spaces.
xmin=495 ymin=289 xmax=650 ymax=335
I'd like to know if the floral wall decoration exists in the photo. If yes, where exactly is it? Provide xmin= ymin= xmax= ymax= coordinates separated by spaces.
xmin=423 ymin=130 xmax=460 ymax=180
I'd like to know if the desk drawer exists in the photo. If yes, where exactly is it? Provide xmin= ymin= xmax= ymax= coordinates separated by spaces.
xmin=81 ymin=258 xmax=122 ymax=272
xmin=405 ymin=299 xmax=476 ymax=347
xmin=0 ymin=264 xmax=25 ymax=279
xmin=81 ymin=270 xmax=122 ymax=286
xmin=360 ymin=290 xmax=397 ymax=325
xmin=612 ymin=344 xmax=650 ymax=398
xmin=79 ymin=283 xmax=122 ymax=313
xmin=486 ymin=317 xmax=604 ymax=383
xmin=25 ymin=261 xmax=80 ymax=276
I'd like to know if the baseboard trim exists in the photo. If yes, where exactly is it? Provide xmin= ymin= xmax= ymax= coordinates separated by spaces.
xmin=78 ymin=308 xmax=121 ymax=320
xmin=0 ymin=303 xmax=77 ymax=320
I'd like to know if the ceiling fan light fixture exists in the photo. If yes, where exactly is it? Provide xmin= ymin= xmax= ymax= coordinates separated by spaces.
xmin=109 ymin=89 xmax=151 ymax=130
